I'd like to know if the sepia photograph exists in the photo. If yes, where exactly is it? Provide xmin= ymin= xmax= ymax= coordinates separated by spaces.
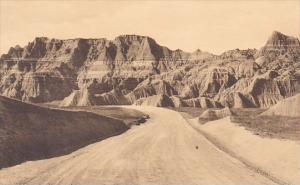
xmin=0 ymin=0 xmax=299 ymax=185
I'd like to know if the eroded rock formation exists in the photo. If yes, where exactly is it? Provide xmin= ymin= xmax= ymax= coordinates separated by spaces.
xmin=0 ymin=31 xmax=299 ymax=107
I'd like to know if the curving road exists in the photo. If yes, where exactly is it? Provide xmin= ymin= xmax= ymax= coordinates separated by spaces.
xmin=0 ymin=107 xmax=278 ymax=185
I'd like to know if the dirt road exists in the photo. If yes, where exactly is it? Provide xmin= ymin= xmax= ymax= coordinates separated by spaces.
xmin=0 ymin=107 xmax=278 ymax=185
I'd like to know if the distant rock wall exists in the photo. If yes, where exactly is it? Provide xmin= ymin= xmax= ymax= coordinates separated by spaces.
xmin=1 ymin=31 xmax=299 ymax=107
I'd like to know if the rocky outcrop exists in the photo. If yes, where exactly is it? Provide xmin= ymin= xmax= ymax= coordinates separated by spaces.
xmin=261 ymin=94 xmax=300 ymax=117
xmin=258 ymin=31 xmax=300 ymax=58
xmin=170 ymin=96 xmax=186 ymax=108
xmin=244 ymin=70 xmax=299 ymax=107
xmin=215 ymin=69 xmax=299 ymax=108
xmin=94 ymin=90 xmax=130 ymax=105
xmin=199 ymin=67 xmax=237 ymax=97
xmin=126 ymin=79 xmax=177 ymax=103
xmin=0 ymin=31 xmax=299 ymax=108
xmin=232 ymin=92 xmax=254 ymax=108
xmin=180 ymin=97 xmax=223 ymax=108
xmin=256 ymin=31 xmax=300 ymax=75
xmin=60 ymin=88 xmax=130 ymax=107
xmin=0 ymin=70 xmax=74 ymax=103
xmin=60 ymin=88 xmax=92 ymax=107
xmin=135 ymin=94 xmax=174 ymax=107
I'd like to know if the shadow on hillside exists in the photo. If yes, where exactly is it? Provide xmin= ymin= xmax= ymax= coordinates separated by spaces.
xmin=0 ymin=96 xmax=131 ymax=169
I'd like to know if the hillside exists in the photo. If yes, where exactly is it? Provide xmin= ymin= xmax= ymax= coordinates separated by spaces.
xmin=0 ymin=96 xmax=130 ymax=168
xmin=261 ymin=93 xmax=300 ymax=117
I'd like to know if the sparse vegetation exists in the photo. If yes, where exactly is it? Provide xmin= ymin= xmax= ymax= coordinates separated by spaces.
xmin=230 ymin=108 xmax=300 ymax=140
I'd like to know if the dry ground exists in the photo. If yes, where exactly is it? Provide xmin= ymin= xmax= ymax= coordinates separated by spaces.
xmin=0 ymin=106 xmax=279 ymax=185
xmin=0 ymin=97 xmax=147 ymax=169
xmin=230 ymin=108 xmax=300 ymax=140
xmin=171 ymin=107 xmax=300 ymax=141
xmin=189 ymin=117 xmax=300 ymax=185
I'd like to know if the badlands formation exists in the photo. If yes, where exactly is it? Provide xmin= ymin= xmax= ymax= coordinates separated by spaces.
xmin=0 ymin=31 xmax=299 ymax=108
xmin=0 ymin=31 xmax=299 ymax=185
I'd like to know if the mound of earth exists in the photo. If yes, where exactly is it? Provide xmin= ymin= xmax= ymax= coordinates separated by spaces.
xmin=183 ymin=97 xmax=223 ymax=108
xmin=199 ymin=107 xmax=233 ymax=122
xmin=94 ymin=90 xmax=130 ymax=105
xmin=60 ymin=88 xmax=92 ymax=107
xmin=0 ymin=96 xmax=128 ymax=168
xmin=261 ymin=93 xmax=300 ymax=117
xmin=60 ymin=88 xmax=130 ymax=107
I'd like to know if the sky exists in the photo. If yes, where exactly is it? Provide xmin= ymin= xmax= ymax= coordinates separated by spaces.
xmin=0 ymin=0 xmax=299 ymax=55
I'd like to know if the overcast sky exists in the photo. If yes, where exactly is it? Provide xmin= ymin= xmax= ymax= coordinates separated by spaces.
xmin=0 ymin=0 xmax=299 ymax=55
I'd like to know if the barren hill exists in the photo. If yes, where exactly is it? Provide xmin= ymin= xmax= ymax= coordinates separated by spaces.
xmin=261 ymin=93 xmax=300 ymax=117
xmin=0 ymin=95 xmax=129 ymax=168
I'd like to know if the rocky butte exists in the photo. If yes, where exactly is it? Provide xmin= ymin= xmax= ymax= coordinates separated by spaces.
xmin=0 ymin=31 xmax=299 ymax=108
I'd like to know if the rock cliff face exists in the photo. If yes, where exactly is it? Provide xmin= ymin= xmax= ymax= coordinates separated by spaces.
xmin=258 ymin=31 xmax=300 ymax=58
xmin=0 ymin=31 xmax=299 ymax=107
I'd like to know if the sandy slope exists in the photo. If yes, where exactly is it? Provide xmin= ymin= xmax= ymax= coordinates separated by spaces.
xmin=189 ymin=117 xmax=300 ymax=185
xmin=0 ymin=107 xmax=278 ymax=185
xmin=261 ymin=94 xmax=300 ymax=117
